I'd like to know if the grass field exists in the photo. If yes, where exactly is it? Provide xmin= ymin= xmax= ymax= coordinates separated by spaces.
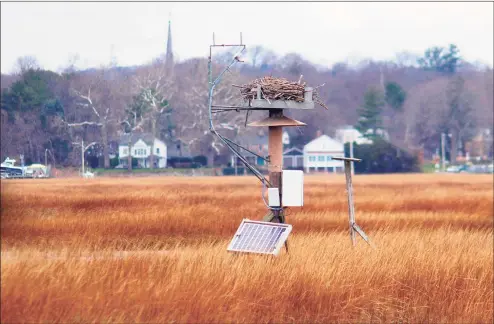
xmin=1 ymin=174 xmax=492 ymax=323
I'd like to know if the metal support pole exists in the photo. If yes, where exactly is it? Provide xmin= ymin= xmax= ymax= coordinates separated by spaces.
xmin=20 ymin=154 xmax=25 ymax=177
xmin=45 ymin=149 xmax=48 ymax=167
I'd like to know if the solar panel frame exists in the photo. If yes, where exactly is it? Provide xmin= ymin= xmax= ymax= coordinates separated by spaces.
xmin=227 ymin=219 xmax=292 ymax=256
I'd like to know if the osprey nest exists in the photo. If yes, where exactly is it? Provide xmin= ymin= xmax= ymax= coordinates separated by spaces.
xmin=235 ymin=76 xmax=328 ymax=110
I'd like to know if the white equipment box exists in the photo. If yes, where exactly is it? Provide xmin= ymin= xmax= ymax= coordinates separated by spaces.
xmin=282 ymin=170 xmax=304 ymax=206
xmin=268 ymin=188 xmax=280 ymax=207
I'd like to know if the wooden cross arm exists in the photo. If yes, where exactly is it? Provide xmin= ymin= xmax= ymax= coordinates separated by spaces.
xmin=332 ymin=157 xmax=362 ymax=162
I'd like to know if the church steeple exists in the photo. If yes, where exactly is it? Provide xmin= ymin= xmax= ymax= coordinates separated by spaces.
xmin=165 ymin=17 xmax=173 ymax=66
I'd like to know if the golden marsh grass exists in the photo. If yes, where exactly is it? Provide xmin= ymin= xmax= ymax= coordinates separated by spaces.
xmin=1 ymin=174 xmax=493 ymax=323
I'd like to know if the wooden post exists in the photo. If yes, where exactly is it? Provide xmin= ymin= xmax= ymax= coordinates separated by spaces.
xmin=349 ymin=141 xmax=354 ymax=175
xmin=332 ymin=156 xmax=375 ymax=248
xmin=344 ymin=160 xmax=356 ymax=246
xmin=268 ymin=109 xmax=283 ymax=223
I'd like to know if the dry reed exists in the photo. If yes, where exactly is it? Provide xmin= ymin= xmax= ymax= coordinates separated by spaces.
xmin=1 ymin=174 xmax=493 ymax=323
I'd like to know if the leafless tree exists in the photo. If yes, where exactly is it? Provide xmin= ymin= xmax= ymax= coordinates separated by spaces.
xmin=395 ymin=51 xmax=420 ymax=68
xmin=131 ymin=58 xmax=176 ymax=168
xmin=404 ymin=78 xmax=446 ymax=151
xmin=66 ymin=67 xmax=127 ymax=168
xmin=443 ymin=75 xmax=477 ymax=161
xmin=14 ymin=55 xmax=40 ymax=74
xmin=173 ymin=58 xmax=249 ymax=166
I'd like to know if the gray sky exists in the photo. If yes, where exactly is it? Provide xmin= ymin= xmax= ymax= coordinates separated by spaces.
xmin=1 ymin=1 xmax=493 ymax=73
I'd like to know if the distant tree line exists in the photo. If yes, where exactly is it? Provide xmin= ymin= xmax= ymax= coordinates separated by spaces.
xmin=1 ymin=44 xmax=492 ymax=169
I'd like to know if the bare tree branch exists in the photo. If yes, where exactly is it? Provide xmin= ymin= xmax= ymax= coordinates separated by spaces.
xmin=67 ymin=121 xmax=103 ymax=127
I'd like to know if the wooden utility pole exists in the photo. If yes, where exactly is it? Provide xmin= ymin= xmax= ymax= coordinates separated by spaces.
xmin=349 ymin=141 xmax=355 ymax=175
xmin=344 ymin=159 xmax=357 ymax=246
xmin=247 ymin=86 xmax=309 ymax=224
xmin=268 ymin=109 xmax=283 ymax=222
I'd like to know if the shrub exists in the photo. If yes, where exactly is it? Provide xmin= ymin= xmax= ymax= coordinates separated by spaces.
xmin=346 ymin=138 xmax=420 ymax=174
xmin=192 ymin=155 xmax=208 ymax=167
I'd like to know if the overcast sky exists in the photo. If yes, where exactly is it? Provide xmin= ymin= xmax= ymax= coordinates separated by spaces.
xmin=1 ymin=1 xmax=493 ymax=73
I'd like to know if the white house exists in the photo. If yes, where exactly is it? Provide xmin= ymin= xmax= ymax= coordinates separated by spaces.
xmin=335 ymin=126 xmax=373 ymax=145
xmin=282 ymin=131 xmax=290 ymax=145
xmin=119 ymin=133 xmax=167 ymax=168
xmin=303 ymin=135 xmax=344 ymax=173
xmin=283 ymin=147 xmax=304 ymax=169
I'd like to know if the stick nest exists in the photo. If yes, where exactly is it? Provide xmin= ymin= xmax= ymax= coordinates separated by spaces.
xmin=235 ymin=76 xmax=328 ymax=110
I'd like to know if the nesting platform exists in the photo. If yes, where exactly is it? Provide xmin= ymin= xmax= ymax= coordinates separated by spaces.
xmin=246 ymin=98 xmax=314 ymax=110
xmin=242 ymin=84 xmax=315 ymax=110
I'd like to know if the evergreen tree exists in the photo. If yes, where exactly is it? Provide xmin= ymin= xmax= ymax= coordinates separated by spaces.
xmin=385 ymin=81 xmax=407 ymax=111
xmin=417 ymin=44 xmax=461 ymax=74
xmin=355 ymin=87 xmax=385 ymax=138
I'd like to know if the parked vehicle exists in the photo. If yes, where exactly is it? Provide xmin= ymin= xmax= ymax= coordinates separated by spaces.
xmin=1 ymin=157 xmax=24 ymax=178
xmin=446 ymin=165 xmax=469 ymax=173
xmin=1 ymin=157 xmax=49 ymax=179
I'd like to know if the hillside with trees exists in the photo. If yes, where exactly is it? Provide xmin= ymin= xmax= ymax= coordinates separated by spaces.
xmin=1 ymin=44 xmax=492 ymax=168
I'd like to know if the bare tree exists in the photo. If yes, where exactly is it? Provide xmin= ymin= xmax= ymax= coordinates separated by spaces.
xmin=173 ymin=58 xmax=248 ymax=166
xmin=395 ymin=51 xmax=419 ymax=68
xmin=14 ymin=55 xmax=40 ymax=74
xmin=121 ymin=89 xmax=157 ymax=171
xmin=403 ymin=77 xmax=445 ymax=155
xmin=405 ymin=75 xmax=479 ymax=161
xmin=443 ymin=75 xmax=477 ymax=162
xmin=245 ymin=45 xmax=270 ymax=68
xmin=132 ymin=59 xmax=175 ymax=169
xmin=66 ymin=68 xmax=126 ymax=168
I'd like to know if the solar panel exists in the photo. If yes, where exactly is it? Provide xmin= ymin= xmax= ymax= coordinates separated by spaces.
xmin=227 ymin=219 xmax=292 ymax=256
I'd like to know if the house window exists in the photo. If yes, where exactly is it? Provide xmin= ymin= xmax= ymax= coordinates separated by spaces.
xmin=135 ymin=148 xmax=147 ymax=156
xmin=318 ymin=156 xmax=325 ymax=162
xmin=309 ymin=156 xmax=316 ymax=162
xmin=123 ymin=148 xmax=128 ymax=155
xmin=156 ymin=148 xmax=160 ymax=154
xmin=327 ymin=155 xmax=332 ymax=161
